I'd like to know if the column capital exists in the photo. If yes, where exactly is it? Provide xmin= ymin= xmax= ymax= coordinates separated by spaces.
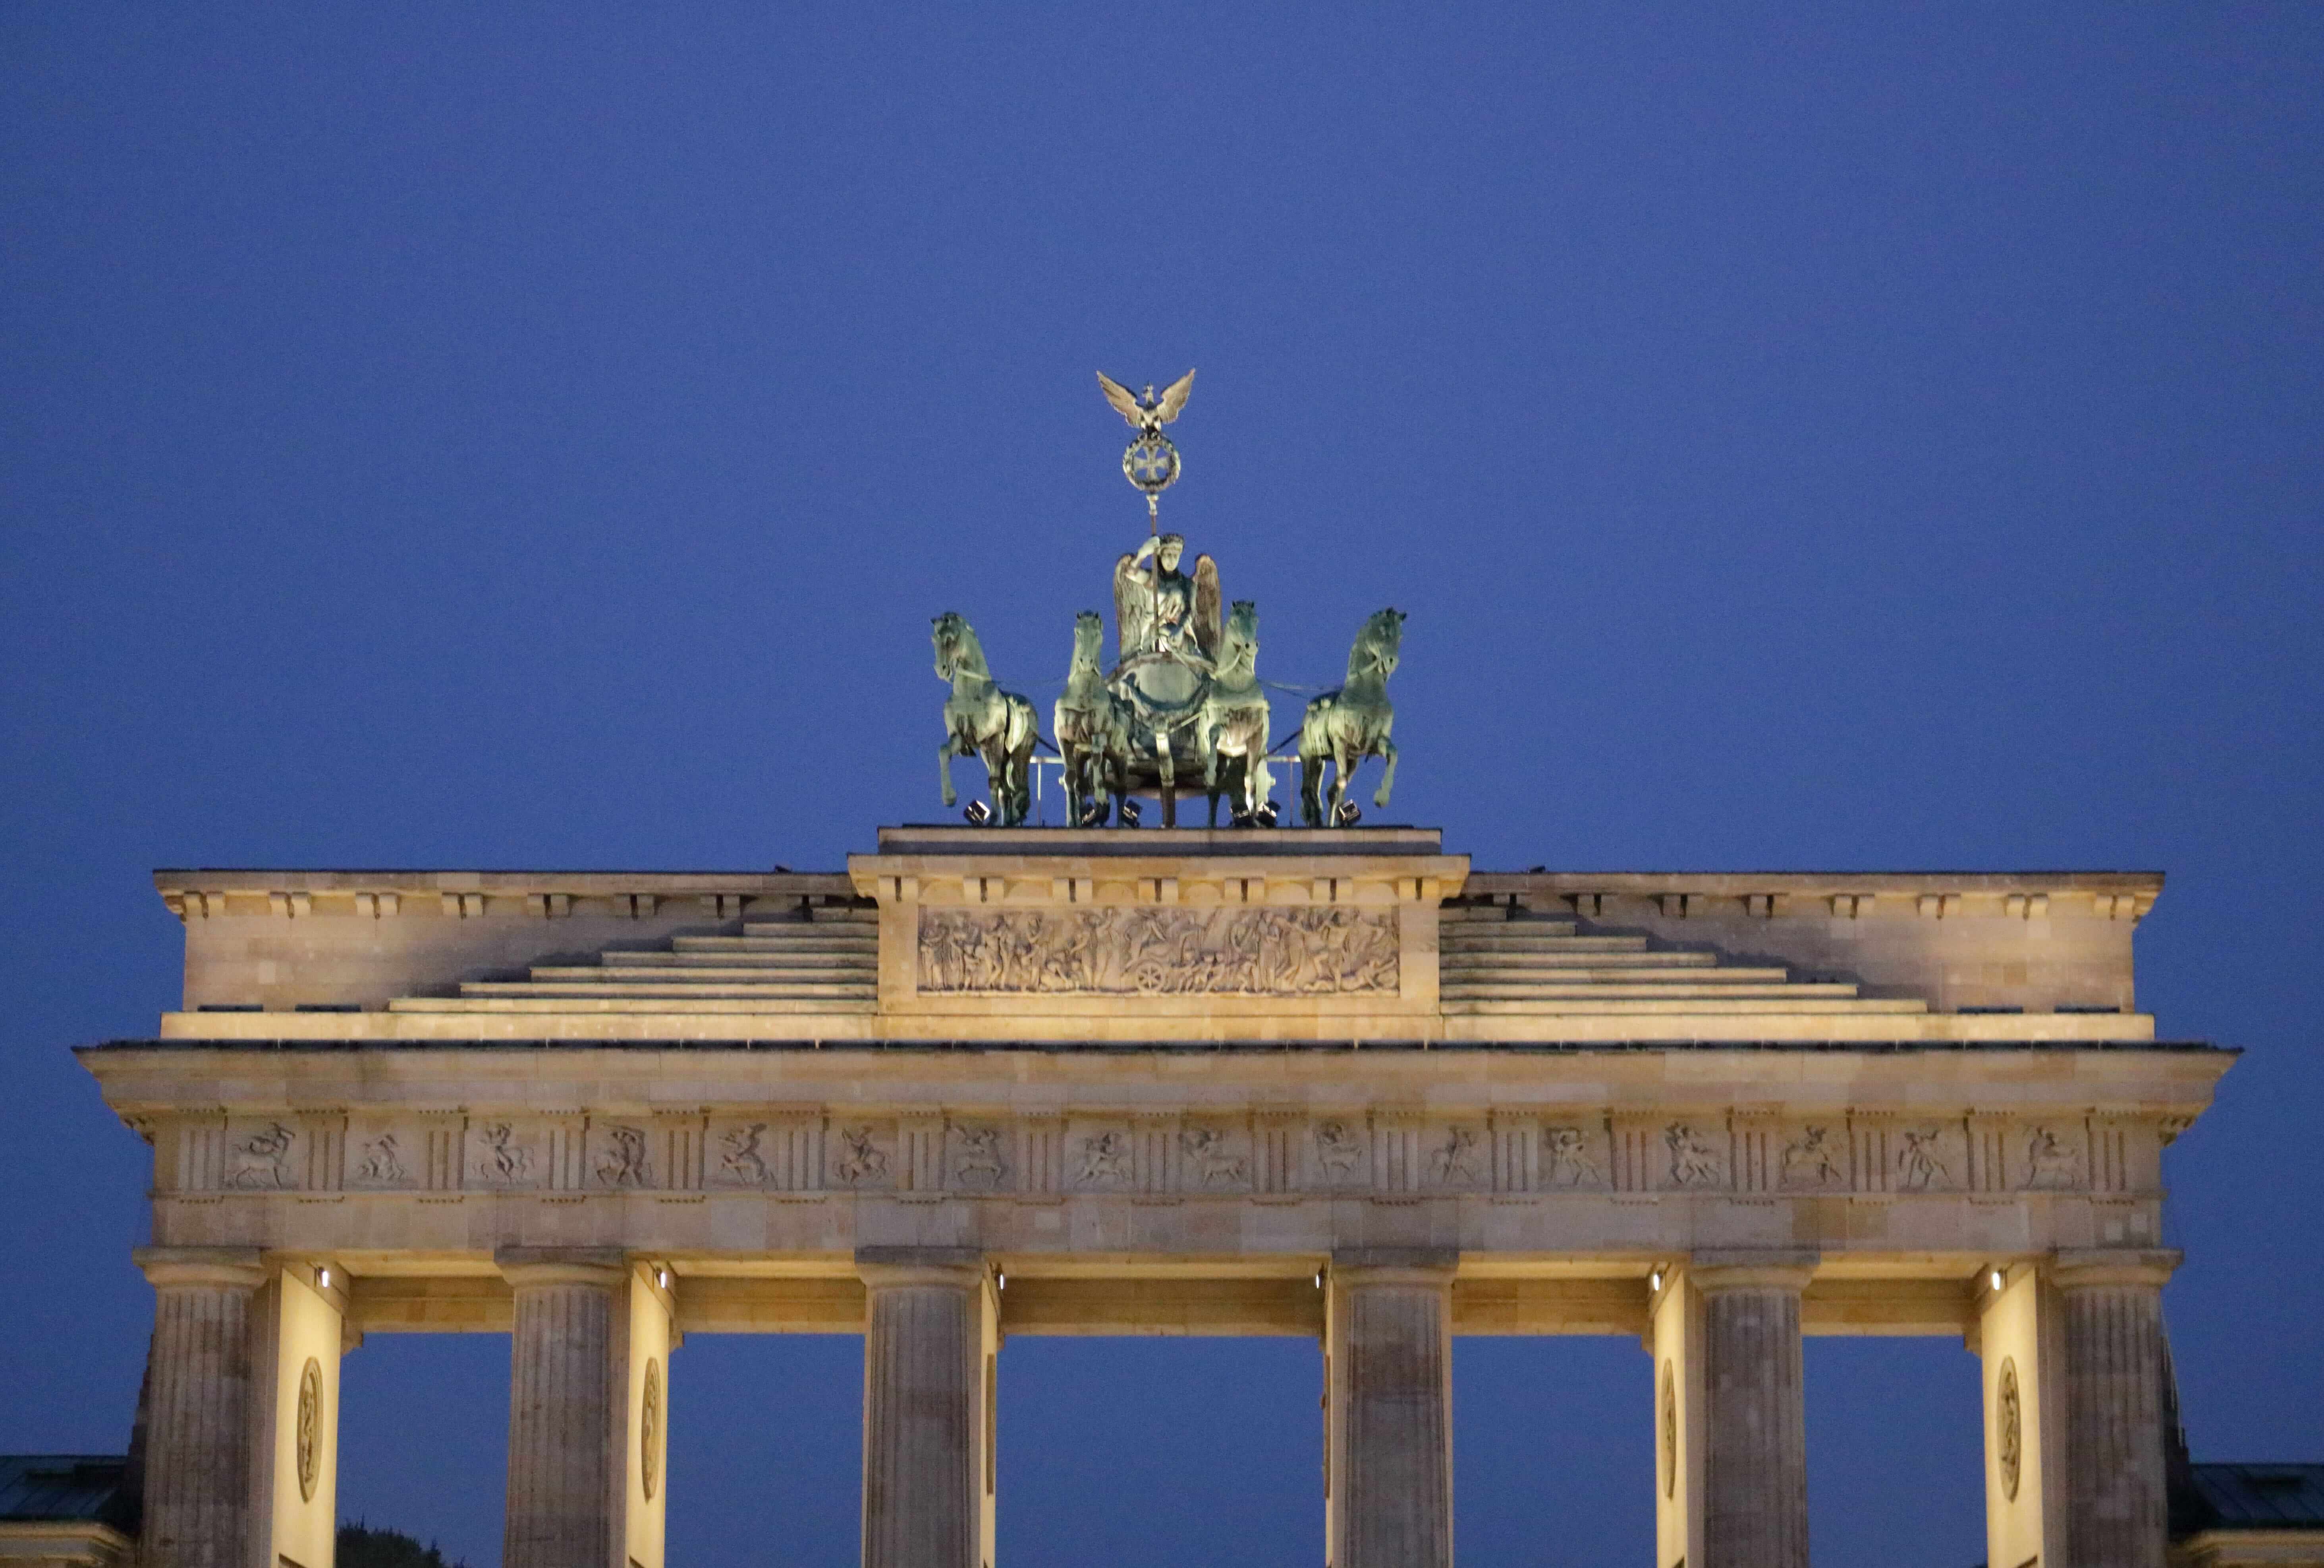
xmin=2050 ymin=1247 xmax=2181 ymax=1290
xmin=1330 ymin=1246 xmax=1458 ymax=1288
xmin=857 ymin=1246 xmax=985 ymax=1290
xmin=494 ymin=1246 xmax=626 ymax=1289
xmin=1689 ymin=1249 xmax=1818 ymax=1294
xmin=134 ymin=1245 xmax=266 ymax=1290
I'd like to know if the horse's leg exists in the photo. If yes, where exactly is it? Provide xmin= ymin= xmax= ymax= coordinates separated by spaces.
xmin=1373 ymin=734 xmax=1399 ymax=808
xmin=1298 ymin=749 xmax=1320 ymax=828
xmin=938 ymin=732 xmax=959 ymax=808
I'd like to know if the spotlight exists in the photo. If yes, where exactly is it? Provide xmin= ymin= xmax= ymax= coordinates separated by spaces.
xmin=1649 ymin=1269 xmax=1663 ymax=1293
xmin=1118 ymin=798 xmax=1142 ymax=828
xmin=1334 ymin=800 xmax=1362 ymax=827
xmin=657 ymin=1269 xmax=671 ymax=1290
xmin=997 ymin=1272 xmax=1006 ymax=1291
xmin=318 ymin=1266 xmax=332 ymax=1290
xmin=1314 ymin=1272 xmax=1323 ymax=1289
xmin=1989 ymin=1269 xmax=2004 ymax=1292
xmin=1257 ymin=801 xmax=1280 ymax=828
xmin=963 ymin=800 xmax=992 ymax=826
xmin=1231 ymin=806 xmax=1255 ymax=828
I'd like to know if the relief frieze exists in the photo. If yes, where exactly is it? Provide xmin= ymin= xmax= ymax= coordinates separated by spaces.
xmin=916 ymin=906 xmax=1398 ymax=996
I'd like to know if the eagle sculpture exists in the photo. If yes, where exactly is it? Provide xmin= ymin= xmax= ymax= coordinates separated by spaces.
xmin=1096 ymin=369 xmax=1196 ymax=436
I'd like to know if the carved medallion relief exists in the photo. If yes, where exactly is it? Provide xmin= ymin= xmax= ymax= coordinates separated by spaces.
xmin=1996 ymin=1357 xmax=2022 ymax=1500
xmin=295 ymin=1356 xmax=323 ymax=1502
xmin=916 ymin=906 xmax=1398 ymax=995
xmin=641 ymin=1358 xmax=663 ymax=1501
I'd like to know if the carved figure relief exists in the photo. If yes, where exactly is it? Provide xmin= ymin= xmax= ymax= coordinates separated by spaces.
xmin=953 ymin=1126 xmax=1007 ymax=1188
xmin=225 ymin=1123 xmax=295 ymax=1190
xmin=835 ymin=1127 xmax=890 ymax=1186
xmin=1897 ymin=1126 xmax=1953 ymax=1191
xmin=916 ymin=906 xmax=1398 ymax=996
xmin=352 ymin=1133 xmax=405 ymax=1187
xmin=595 ymin=1125 xmax=652 ymax=1189
xmin=474 ymin=1122 xmax=535 ymax=1187
xmin=1077 ymin=1131 xmax=1132 ymax=1188
xmin=2025 ymin=1125 xmax=2081 ymax=1190
xmin=1430 ymin=1126 xmax=1484 ymax=1186
xmin=1666 ymin=1123 xmax=1726 ymax=1189
xmin=718 ymin=1123 xmax=769 ymax=1186
xmin=1314 ymin=1120 xmax=1365 ymax=1179
xmin=1181 ymin=1126 xmax=1248 ymax=1186
xmin=1996 ymin=1357 xmax=2022 ymax=1500
xmin=641 ymin=1358 xmax=663 ymax=1501
xmin=296 ymin=1357 xmax=322 ymax=1501
xmin=1660 ymin=1361 xmax=1679 ymax=1499
xmin=1542 ymin=1126 xmax=1605 ymax=1188
xmin=1780 ymin=1125 xmax=1846 ymax=1189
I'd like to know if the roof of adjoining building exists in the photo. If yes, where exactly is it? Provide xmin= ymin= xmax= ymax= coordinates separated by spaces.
xmin=0 ymin=1454 xmax=134 ymax=1530
xmin=2181 ymin=1464 xmax=2324 ymax=1531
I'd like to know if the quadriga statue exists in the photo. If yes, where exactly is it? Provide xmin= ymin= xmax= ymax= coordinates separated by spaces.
xmin=932 ymin=612 xmax=1037 ymax=826
xmin=1299 ymin=608 xmax=1404 ymax=828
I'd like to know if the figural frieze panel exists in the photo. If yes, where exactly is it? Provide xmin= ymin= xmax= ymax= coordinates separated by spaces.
xmin=592 ymin=1123 xmax=653 ymax=1190
xmin=223 ymin=1120 xmax=299 ymax=1191
xmin=467 ymin=1119 xmax=546 ymax=1190
xmin=830 ymin=1122 xmax=896 ymax=1190
xmin=2021 ymin=1121 xmax=2087 ymax=1191
xmin=948 ymin=1123 xmax=1011 ymax=1191
xmin=1309 ymin=1118 xmax=1370 ymax=1186
xmin=346 ymin=1123 xmax=415 ymax=1190
xmin=1663 ymin=1121 xmax=1729 ymax=1191
xmin=915 ymin=906 xmax=1399 ymax=996
xmin=1541 ymin=1124 xmax=1610 ymax=1190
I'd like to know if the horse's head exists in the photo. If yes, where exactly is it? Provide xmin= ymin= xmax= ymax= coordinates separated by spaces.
xmin=932 ymin=611 xmax=973 ymax=680
xmin=1070 ymin=609 xmax=1104 ymax=668
xmin=1220 ymin=600 xmax=1260 ymax=676
xmin=1350 ymin=608 xmax=1405 ymax=681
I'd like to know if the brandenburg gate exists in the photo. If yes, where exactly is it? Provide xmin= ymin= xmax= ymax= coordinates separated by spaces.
xmin=83 ymin=832 xmax=2224 ymax=1568
xmin=77 ymin=379 xmax=2232 ymax=1567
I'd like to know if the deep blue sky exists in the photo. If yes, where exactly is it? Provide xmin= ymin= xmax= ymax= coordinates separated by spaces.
xmin=4 ymin=6 xmax=2319 ymax=1565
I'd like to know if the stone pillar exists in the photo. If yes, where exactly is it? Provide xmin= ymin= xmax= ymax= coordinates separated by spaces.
xmin=858 ymin=1248 xmax=995 ymax=1568
xmin=252 ymin=1261 xmax=349 ymax=1568
xmin=135 ymin=1247 xmax=265 ymax=1568
xmin=1976 ymin=1250 xmax=2178 ymax=1568
xmin=1324 ymin=1249 xmax=1454 ymax=1568
xmin=2055 ymin=1251 xmax=2176 ymax=1568
xmin=500 ymin=1247 xmax=629 ymax=1568
xmin=1656 ymin=1257 xmax=1813 ymax=1568
xmin=1694 ymin=1262 xmax=1811 ymax=1568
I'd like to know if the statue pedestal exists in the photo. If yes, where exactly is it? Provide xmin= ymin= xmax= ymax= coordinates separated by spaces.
xmin=848 ymin=828 xmax=1467 ymax=1042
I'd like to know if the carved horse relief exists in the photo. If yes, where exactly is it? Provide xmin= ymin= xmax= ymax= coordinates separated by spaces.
xmin=933 ymin=612 xmax=1038 ymax=826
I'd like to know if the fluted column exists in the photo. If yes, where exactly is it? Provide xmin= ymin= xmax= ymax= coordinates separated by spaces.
xmin=859 ymin=1249 xmax=992 ymax=1568
xmin=1325 ymin=1250 xmax=1453 ymax=1568
xmin=2055 ymin=1251 xmax=2176 ymax=1568
xmin=135 ymin=1247 xmax=266 ymax=1568
xmin=1695 ymin=1261 xmax=1812 ymax=1568
xmin=501 ymin=1248 xmax=627 ymax=1568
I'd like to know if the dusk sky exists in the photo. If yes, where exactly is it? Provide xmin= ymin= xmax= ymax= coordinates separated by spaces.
xmin=4 ymin=6 xmax=2320 ymax=1566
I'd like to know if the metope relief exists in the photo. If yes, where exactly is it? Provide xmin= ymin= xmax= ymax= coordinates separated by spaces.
xmin=1665 ymin=1123 xmax=1728 ymax=1190
xmin=1428 ymin=1125 xmax=1486 ymax=1189
xmin=1312 ymin=1120 xmax=1367 ymax=1184
xmin=916 ymin=906 xmax=1398 ymax=996
xmin=469 ymin=1121 xmax=542 ymax=1190
xmin=1074 ymin=1129 xmax=1133 ymax=1190
xmin=950 ymin=1124 xmax=1009 ymax=1190
xmin=593 ymin=1124 xmax=652 ymax=1190
xmin=1779 ymin=1125 xmax=1847 ymax=1190
xmin=2024 ymin=1124 xmax=2084 ymax=1190
xmin=347 ymin=1129 xmax=410 ymax=1190
xmin=832 ymin=1124 xmax=894 ymax=1189
xmin=1895 ymin=1124 xmax=1961 ymax=1191
xmin=716 ymin=1123 xmax=771 ymax=1187
xmin=224 ymin=1122 xmax=297 ymax=1190
xmin=1542 ymin=1126 xmax=1607 ymax=1189
xmin=1181 ymin=1125 xmax=1249 ymax=1188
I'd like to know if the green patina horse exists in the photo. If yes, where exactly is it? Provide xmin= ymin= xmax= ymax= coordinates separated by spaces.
xmin=1299 ymin=608 xmax=1404 ymax=828
xmin=1053 ymin=610 xmax=1136 ymax=826
xmin=933 ymin=612 xmax=1037 ymax=826
xmin=1199 ymin=600 xmax=1271 ymax=825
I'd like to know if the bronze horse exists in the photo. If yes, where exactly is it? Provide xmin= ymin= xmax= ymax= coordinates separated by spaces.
xmin=1053 ymin=610 xmax=1136 ymax=826
xmin=1299 ymin=608 xmax=1403 ymax=827
xmin=933 ymin=612 xmax=1037 ymax=826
